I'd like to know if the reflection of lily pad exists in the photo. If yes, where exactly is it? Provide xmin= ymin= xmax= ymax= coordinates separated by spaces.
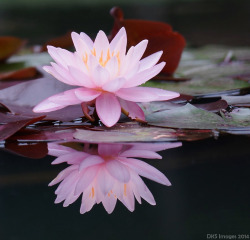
xmin=74 ymin=122 xmax=214 ymax=143
xmin=146 ymin=103 xmax=250 ymax=129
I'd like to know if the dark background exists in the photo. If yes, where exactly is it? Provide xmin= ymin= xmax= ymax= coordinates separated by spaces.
xmin=0 ymin=0 xmax=250 ymax=46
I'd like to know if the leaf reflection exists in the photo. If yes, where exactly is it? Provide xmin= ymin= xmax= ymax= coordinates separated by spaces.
xmin=48 ymin=141 xmax=182 ymax=214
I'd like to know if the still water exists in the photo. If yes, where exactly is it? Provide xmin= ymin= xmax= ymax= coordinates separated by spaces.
xmin=0 ymin=135 xmax=249 ymax=240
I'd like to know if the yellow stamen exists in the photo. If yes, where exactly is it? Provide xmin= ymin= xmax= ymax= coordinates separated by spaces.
xmin=91 ymin=187 xmax=95 ymax=198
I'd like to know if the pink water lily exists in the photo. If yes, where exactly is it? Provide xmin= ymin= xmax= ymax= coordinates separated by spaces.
xmin=48 ymin=142 xmax=182 ymax=214
xmin=33 ymin=27 xmax=179 ymax=127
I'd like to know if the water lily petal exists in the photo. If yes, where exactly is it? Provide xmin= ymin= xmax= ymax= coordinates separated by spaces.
xmin=120 ymin=157 xmax=171 ymax=186
xmin=105 ymin=160 xmax=130 ymax=183
xmin=33 ymin=89 xmax=81 ymax=112
xmin=139 ymin=51 xmax=163 ymax=72
xmin=80 ymin=32 xmax=94 ymax=49
xmin=102 ymin=77 xmax=125 ymax=92
xmin=80 ymin=187 xmax=96 ymax=214
xmin=105 ymin=56 xmax=119 ymax=79
xmin=102 ymin=193 xmax=117 ymax=214
xmin=97 ymin=166 xmax=114 ymax=196
xmin=92 ymin=65 xmax=110 ymax=87
xmin=124 ymin=62 xmax=165 ymax=88
xmin=79 ymin=155 xmax=104 ymax=171
xmin=96 ymin=93 xmax=121 ymax=127
xmin=68 ymin=66 xmax=96 ymax=88
xmin=116 ymin=87 xmax=179 ymax=102
xmin=110 ymin=27 xmax=127 ymax=53
xmin=52 ymin=152 xmax=89 ymax=165
xmin=75 ymin=166 xmax=99 ymax=195
xmin=74 ymin=88 xmax=101 ymax=101
xmin=130 ymin=170 xmax=156 ymax=205
xmin=49 ymin=165 xmax=78 ymax=186
xmin=93 ymin=30 xmax=110 ymax=60
xmin=98 ymin=143 xmax=123 ymax=157
xmin=115 ymin=87 xmax=159 ymax=102
xmin=119 ymin=99 xmax=145 ymax=121
xmin=48 ymin=143 xmax=77 ymax=157
xmin=119 ymin=150 xmax=162 ymax=159
xmin=71 ymin=32 xmax=91 ymax=56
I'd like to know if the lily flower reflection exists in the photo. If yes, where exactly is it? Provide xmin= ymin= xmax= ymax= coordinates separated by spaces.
xmin=48 ymin=142 xmax=181 ymax=214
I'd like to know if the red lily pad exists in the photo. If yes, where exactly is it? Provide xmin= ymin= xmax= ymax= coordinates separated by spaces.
xmin=39 ymin=31 xmax=73 ymax=52
xmin=0 ymin=36 xmax=26 ymax=62
xmin=109 ymin=7 xmax=186 ymax=75
xmin=4 ymin=142 xmax=48 ymax=159
xmin=0 ymin=66 xmax=40 ymax=80
xmin=0 ymin=114 xmax=45 ymax=141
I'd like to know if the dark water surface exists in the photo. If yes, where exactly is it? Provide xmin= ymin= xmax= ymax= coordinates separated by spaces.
xmin=0 ymin=135 xmax=249 ymax=240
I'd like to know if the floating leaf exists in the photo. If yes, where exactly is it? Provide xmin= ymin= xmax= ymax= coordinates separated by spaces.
xmin=144 ymin=46 xmax=250 ymax=95
xmin=4 ymin=142 xmax=48 ymax=159
xmin=145 ymin=103 xmax=250 ymax=129
xmin=0 ymin=74 xmax=85 ymax=121
xmin=74 ymin=122 xmax=214 ymax=143
xmin=0 ymin=66 xmax=39 ymax=80
xmin=0 ymin=36 xmax=25 ymax=62
xmin=0 ymin=114 xmax=45 ymax=140
xmin=109 ymin=7 xmax=186 ymax=75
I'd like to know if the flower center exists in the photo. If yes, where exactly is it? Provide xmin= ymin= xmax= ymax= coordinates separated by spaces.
xmin=83 ymin=48 xmax=121 ymax=69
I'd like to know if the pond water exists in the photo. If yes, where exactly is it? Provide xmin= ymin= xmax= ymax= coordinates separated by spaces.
xmin=0 ymin=135 xmax=249 ymax=240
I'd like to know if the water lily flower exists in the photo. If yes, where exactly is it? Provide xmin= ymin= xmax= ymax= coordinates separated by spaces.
xmin=33 ymin=27 xmax=179 ymax=127
xmin=48 ymin=141 xmax=182 ymax=214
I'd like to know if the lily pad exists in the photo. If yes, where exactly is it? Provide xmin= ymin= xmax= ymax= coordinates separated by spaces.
xmin=144 ymin=46 xmax=250 ymax=95
xmin=74 ymin=122 xmax=214 ymax=143
xmin=145 ymin=103 xmax=250 ymax=130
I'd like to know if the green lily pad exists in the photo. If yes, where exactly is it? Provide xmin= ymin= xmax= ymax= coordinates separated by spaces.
xmin=145 ymin=103 xmax=250 ymax=129
xmin=144 ymin=46 xmax=250 ymax=95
